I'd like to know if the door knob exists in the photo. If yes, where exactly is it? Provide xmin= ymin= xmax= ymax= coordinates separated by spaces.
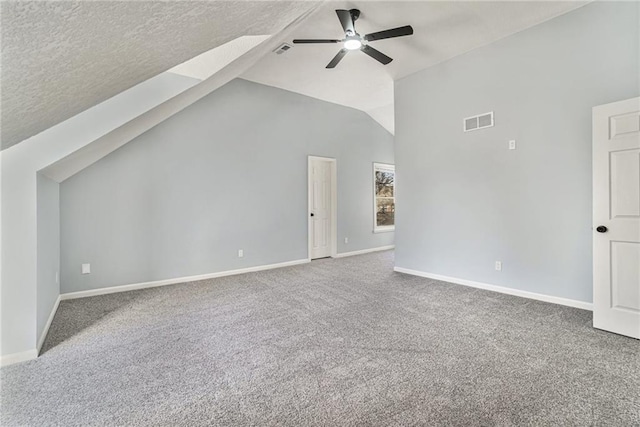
xmin=596 ymin=225 xmax=608 ymax=233
xmin=310 ymin=213 xmax=315 ymax=217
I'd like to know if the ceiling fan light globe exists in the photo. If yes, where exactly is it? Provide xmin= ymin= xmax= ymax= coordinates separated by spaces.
xmin=344 ymin=39 xmax=362 ymax=50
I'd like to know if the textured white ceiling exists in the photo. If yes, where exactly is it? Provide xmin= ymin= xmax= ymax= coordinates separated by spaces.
xmin=242 ymin=1 xmax=589 ymax=134
xmin=2 ymin=1 xmax=589 ymax=149
xmin=0 ymin=1 xmax=318 ymax=150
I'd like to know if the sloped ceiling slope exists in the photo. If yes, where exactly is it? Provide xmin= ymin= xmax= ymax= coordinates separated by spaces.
xmin=243 ymin=1 xmax=589 ymax=134
xmin=0 ymin=1 xmax=318 ymax=150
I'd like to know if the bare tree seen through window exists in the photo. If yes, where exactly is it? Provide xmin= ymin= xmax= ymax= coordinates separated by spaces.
xmin=374 ymin=165 xmax=395 ymax=229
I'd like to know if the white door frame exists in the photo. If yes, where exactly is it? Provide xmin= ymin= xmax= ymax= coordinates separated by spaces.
xmin=308 ymin=156 xmax=337 ymax=260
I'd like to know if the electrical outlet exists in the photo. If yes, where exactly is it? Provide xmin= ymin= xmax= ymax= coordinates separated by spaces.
xmin=344 ymin=237 xmax=349 ymax=244
xmin=495 ymin=261 xmax=502 ymax=271
xmin=238 ymin=249 xmax=244 ymax=258
xmin=81 ymin=263 xmax=91 ymax=274
xmin=508 ymin=140 xmax=516 ymax=150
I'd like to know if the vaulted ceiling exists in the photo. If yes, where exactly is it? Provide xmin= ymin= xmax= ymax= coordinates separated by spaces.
xmin=1 ymin=1 xmax=588 ymax=150
xmin=243 ymin=1 xmax=588 ymax=134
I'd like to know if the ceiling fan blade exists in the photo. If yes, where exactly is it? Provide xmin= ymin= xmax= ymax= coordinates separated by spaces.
xmin=336 ymin=9 xmax=355 ymax=35
xmin=360 ymin=45 xmax=393 ymax=65
xmin=364 ymin=25 xmax=414 ymax=42
xmin=326 ymin=49 xmax=348 ymax=69
xmin=293 ymin=39 xmax=341 ymax=44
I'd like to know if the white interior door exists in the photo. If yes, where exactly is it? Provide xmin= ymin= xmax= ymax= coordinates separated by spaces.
xmin=309 ymin=157 xmax=334 ymax=259
xmin=593 ymin=97 xmax=640 ymax=339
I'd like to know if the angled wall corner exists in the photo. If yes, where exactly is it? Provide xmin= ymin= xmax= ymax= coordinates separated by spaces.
xmin=36 ymin=173 xmax=60 ymax=349
xmin=0 ymin=4 xmax=322 ymax=361
xmin=1 ymin=71 xmax=199 ymax=360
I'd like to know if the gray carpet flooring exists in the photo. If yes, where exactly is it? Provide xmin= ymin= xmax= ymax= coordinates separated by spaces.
xmin=1 ymin=251 xmax=639 ymax=426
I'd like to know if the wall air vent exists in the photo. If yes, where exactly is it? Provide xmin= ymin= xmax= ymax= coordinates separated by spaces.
xmin=273 ymin=43 xmax=292 ymax=55
xmin=464 ymin=112 xmax=494 ymax=132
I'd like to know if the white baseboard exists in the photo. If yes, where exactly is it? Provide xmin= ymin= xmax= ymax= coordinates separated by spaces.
xmin=393 ymin=267 xmax=593 ymax=311
xmin=60 ymin=258 xmax=311 ymax=301
xmin=334 ymin=245 xmax=395 ymax=258
xmin=37 ymin=295 xmax=61 ymax=353
xmin=0 ymin=349 xmax=38 ymax=367
xmin=2 ymin=296 xmax=61 ymax=367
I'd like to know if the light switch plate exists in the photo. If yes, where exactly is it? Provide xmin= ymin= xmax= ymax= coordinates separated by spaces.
xmin=82 ymin=263 xmax=91 ymax=274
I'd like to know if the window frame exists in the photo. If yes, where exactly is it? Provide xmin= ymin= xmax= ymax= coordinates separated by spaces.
xmin=373 ymin=162 xmax=395 ymax=233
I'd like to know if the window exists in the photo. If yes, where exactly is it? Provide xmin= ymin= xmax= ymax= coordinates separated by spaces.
xmin=373 ymin=163 xmax=395 ymax=232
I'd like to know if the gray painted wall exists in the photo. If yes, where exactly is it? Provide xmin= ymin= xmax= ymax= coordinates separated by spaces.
xmin=37 ymin=173 xmax=60 ymax=341
xmin=1 ymin=71 xmax=200 ymax=357
xmin=394 ymin=1 xmax=639 ymax=303
xmin=60 ymin=79 xmax=394 ymax=293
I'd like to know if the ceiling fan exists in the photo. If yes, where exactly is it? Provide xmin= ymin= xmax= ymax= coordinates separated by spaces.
xmin=292 ymin=9 xmax=413 ymax=69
